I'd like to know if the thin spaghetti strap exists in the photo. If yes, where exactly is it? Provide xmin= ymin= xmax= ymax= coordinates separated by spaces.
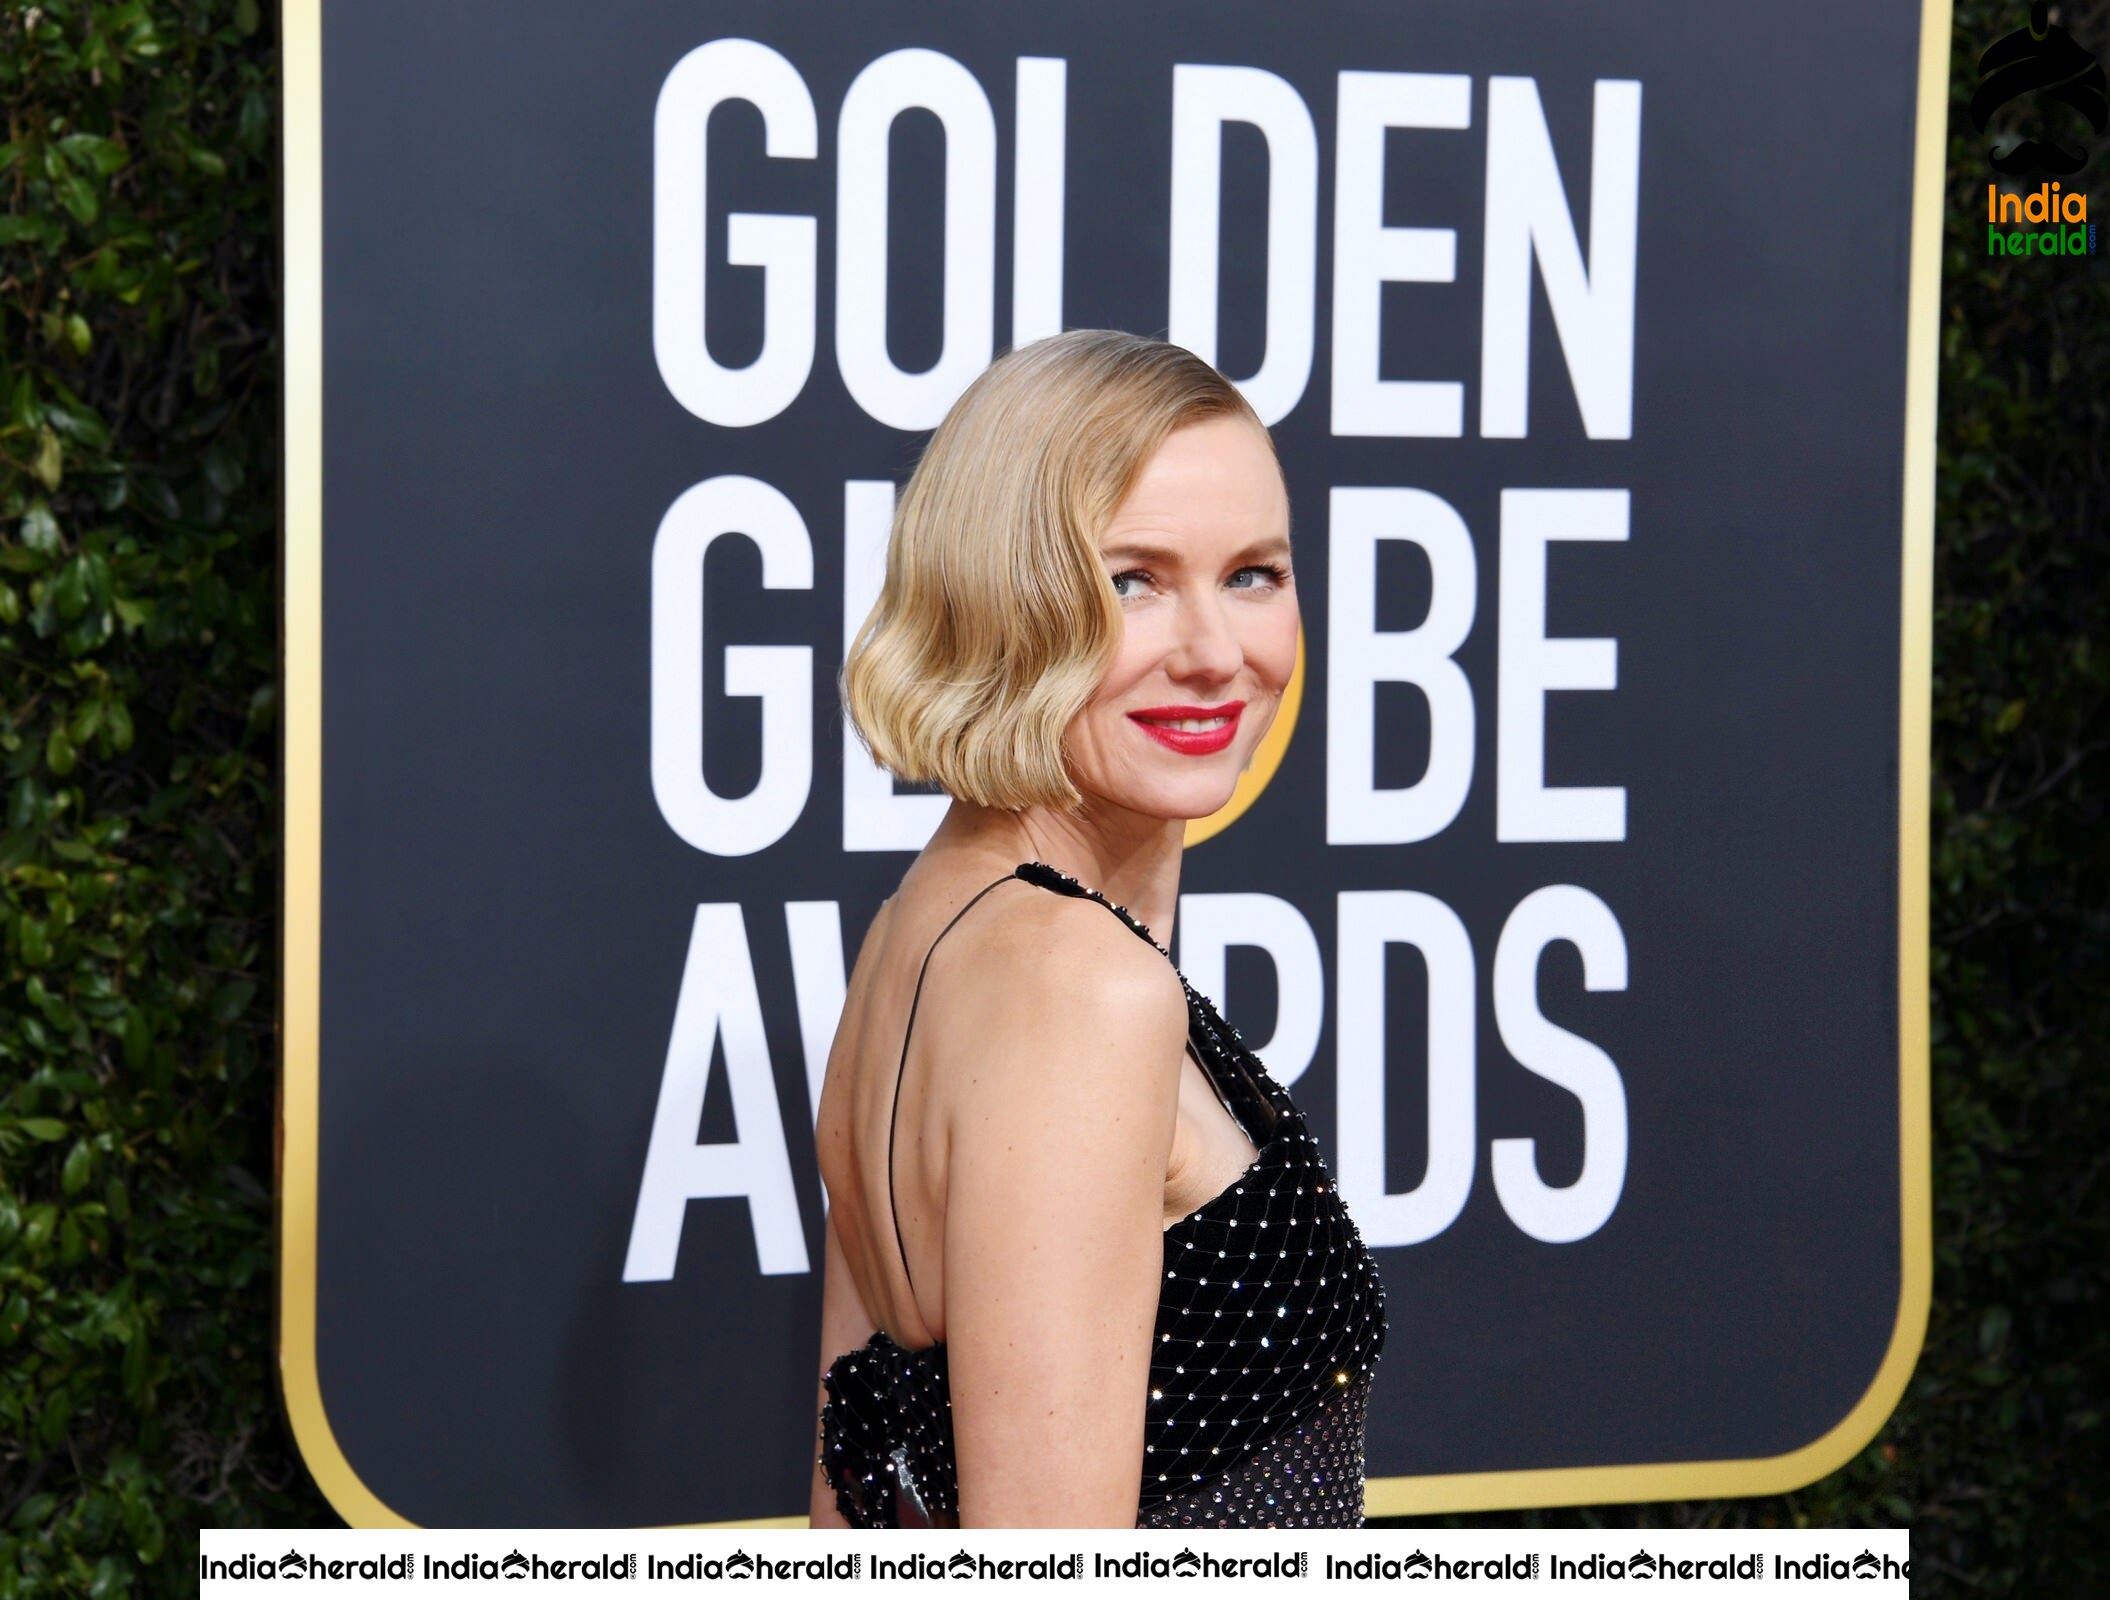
xmin=887 ymin=871 xmax=1026 ymax=1299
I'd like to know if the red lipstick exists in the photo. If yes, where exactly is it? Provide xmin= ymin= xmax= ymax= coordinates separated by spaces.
xmin=1126 ymin=701 xmax=1245 ymax=756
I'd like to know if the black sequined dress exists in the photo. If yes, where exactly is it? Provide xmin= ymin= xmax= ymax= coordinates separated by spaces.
xmin=818 ymin=862 xmax=1388 ymax=1528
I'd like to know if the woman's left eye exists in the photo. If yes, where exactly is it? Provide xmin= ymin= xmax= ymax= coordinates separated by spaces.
xmin=1227 ymin=564 xmax=1289 ymax=590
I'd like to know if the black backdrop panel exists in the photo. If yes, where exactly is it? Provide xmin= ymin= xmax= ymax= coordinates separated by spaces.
xmin=296 ymin=0 xmax=1928 ymax=1525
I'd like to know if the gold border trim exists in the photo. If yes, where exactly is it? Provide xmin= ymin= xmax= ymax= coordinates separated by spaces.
xmin=278 ymin=0 xmax=414 ymax=1530
xmin=276 ymin=0 xmax=1946 ymax=1525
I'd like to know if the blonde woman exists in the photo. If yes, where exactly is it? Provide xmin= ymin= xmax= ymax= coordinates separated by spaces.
xmin=811 ymin=330 xmax=1386 ymax=1529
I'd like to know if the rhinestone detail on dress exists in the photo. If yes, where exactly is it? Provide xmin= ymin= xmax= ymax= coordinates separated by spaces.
xmin=819 ymin=862 xmax=1388 ymax=1528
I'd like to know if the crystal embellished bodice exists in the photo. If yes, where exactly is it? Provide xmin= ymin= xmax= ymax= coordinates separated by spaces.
xmin=818 ymin=862 xmax=1388 ymax=1528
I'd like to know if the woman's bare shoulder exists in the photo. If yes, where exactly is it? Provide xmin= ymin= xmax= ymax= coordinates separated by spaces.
xmin=921 ymin=881 xmax=1189 ymax=1094
xmin=971 ymin=880 xmax=1184 ymax=1012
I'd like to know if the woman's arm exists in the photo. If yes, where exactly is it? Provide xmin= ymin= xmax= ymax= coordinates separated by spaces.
xmin=939 ymin=907 xmax=1190 ymax=1528
xmin=808 ymin=1210 xmax=874 ymax=1528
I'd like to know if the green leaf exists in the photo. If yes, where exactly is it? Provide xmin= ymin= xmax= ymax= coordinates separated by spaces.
xmin=203 ymin=444 xmax=244 ymax=495
xmin=7 ymin=1494 xmax=55 ymax=1536
xmin=19 ymin=1118 xmax=69 ymax=1142
xmin=121 ymin=1327 xmax=150 ymax=1400
xmin=61 ymin=1139 xmax=93 ymax=1195
xmin=47 ymin=402 xmax=111 ymax=450
xmin=9 ymin=371 xmax=38 ymax=429
xmin=30 ymin=427 xmax=62 ymax=491
xmin=128 ymin=1497 xmax=164 ymax=1565
xmin=246 ymin=683 xmax=277 ymax=735
xmin=121 ymin=1008 xmax=151 ymax=1071
xmin=176 ymin=131 xmax=227 ymax=180
xmin=239 ymin=89 xmax=270 ymax=155
xmin=8 ymin=776 xmax=46 ymax=830
xmin=19 ymin=918 xmax=53 ymax=967
xmin=19 ymin=501 xmax=61 ymax=553
xmin=58 ymin=133 xmax=128 ymax=178
xmin=51 ymin=559 xmax=89 ymax=620
xmin=209 ymin=978 xmax=257 ymax=1022
xmin=124 ymin=19 xmax=168 ymax=58
xmin=1979 ymin=1304 xmax=2011 ymax=1355
xmin=20 ymin=1205 xmax=57 ymax=1251
xmin=46 ymin=727 xmax=77 ymax=777
xmin=56 ymin=169 xmax=99 ymax=225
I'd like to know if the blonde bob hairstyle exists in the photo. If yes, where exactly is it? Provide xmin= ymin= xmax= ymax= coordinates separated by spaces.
xmin=843 ymin=329 xmax=1274 ymax=813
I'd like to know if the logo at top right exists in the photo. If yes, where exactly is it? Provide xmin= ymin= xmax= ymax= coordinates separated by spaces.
xmin=1973 ymin=1 xmax=2106 ymax=176
xmin=1976 ymin=4 xmax=2106 ymax=257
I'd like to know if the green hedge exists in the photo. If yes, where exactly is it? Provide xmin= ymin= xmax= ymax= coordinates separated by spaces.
xmin=0 ymin=4 xmax=294 ymax=1596
xmin=0 ymin=2 xmax=2101 ymax=1595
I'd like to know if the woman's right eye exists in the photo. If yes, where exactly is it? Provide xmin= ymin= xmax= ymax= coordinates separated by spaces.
xmin=1110 ymin=569 xmax=1151 ymax=599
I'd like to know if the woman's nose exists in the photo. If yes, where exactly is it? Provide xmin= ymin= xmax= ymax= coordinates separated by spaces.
xmin=1168 ymin=592 xmax=1244 ymax=685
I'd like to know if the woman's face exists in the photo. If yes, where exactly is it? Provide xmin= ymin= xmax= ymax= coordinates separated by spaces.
xmin=1065 ymin=415 xmax=1299 ymax=824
